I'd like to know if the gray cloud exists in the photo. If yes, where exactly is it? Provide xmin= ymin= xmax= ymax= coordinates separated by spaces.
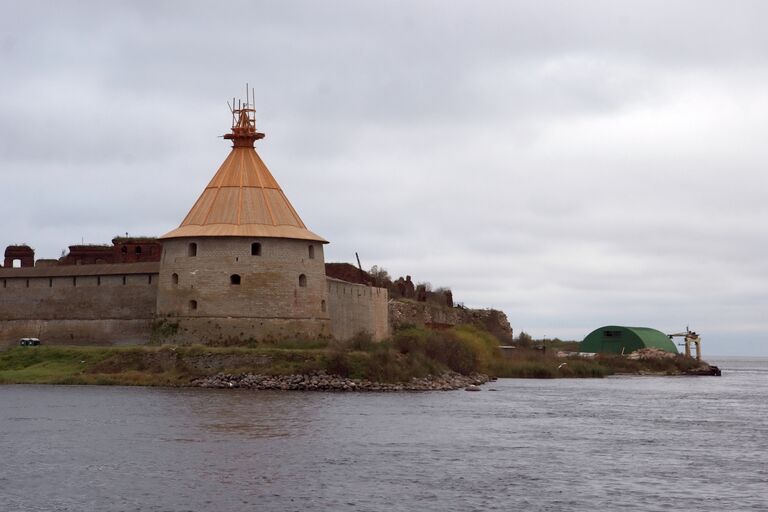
xmin=2 ymin=1 xmax=767 ymax=355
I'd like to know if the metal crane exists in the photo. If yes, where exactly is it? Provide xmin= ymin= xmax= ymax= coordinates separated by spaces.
xmin=668 ymin=327 xmax=702 ymax=361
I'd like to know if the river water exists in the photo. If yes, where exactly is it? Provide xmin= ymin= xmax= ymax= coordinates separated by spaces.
xmin=1 ymin=357 xmax=766 ymax=512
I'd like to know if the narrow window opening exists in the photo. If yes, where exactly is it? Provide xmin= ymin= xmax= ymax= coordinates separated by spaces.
xmin=12 ymin=259 xmax=21 ymax=268
xmin=230 ymin=274 xmax=241 ymax=285
xmin=299 ymin=274 xmax=307 ymax=287
xmin=135 ymin=246 xmax=142 ymax=255
xmin=308 ymin=245 xmax=315 ymax=259
xmin=73 ymin=277 xmax=77 ymax=287
xmin=321 ymin=299 xmax=326 ymax=313
xmin=189 ymin=300 xmax=198 ymax=311
xmin=2 ymin=279 xmax=6 ymax=288
xmin=25 ymin=279 xmax=29 ymax=288
xmin=188 ymin=243 xmax=198 ymax=257
xmin=97 ymin=276 xmax=101 ymax=286
xmin=172 ymin=273 xmax=179 ymax=285
xmin=148 ymin=275 xmax=153 ymax=285
xmin=49 ymin=278 xmax=53 ymax=288
xmin=122 ymin=275 xmax=127 ymax=285
xmin=251 ymin=242 xmax=261 ymax=256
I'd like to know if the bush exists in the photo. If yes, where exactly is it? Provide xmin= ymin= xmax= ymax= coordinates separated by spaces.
xmin=392 ymin=327 xmax=430 ymax=355
xmin=427 ymin=333 xmax=479 ymax=374
xmin=348 ymin=331 xmax=375 ymax=351
xmin=390 ymin=325 xmax=498 ymax=375
xmin=363 ymin=349 xmax=408 ymax=382
xmin=325 ymin=350 xmax=353 ymax=377
xmin=451 ymin=325 xmax=501 ymax=370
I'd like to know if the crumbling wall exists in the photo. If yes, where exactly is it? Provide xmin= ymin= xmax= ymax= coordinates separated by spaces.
xmin=324 ymin=263 xmax=372 ymax=285
xmin=3 ymin=245 xmax=34 ymax=268
xmin=327 ymin=278 xmax=389 ymax=341
xmin=58 ymin=237 xmax=162 ymax=266
xmin=389 ymin=300 xmax=513 ymax=342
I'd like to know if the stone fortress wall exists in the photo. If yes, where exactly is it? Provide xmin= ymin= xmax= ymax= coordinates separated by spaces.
xmin=0 ymin=240 xmax=516 ymax=348
xmin=0 ymin=246 xmax=517 ymax=347
xmin=0 ymin=244 xmax=389 ymax=346
xmin=326 ymin=278 xmax=390 ymax=341
xmin=0 ymin=262 xmax=159 ymax=347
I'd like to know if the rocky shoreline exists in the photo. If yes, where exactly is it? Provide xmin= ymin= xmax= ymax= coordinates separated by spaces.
xmin=192 ymin=371 xmax=491 ymax=391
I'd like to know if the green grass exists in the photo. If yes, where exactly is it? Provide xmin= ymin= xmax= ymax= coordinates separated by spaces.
xmin=0 ymin=346 xmax=116 ymax=384
xmin=0 ymin=345 xmax=315 ymax=386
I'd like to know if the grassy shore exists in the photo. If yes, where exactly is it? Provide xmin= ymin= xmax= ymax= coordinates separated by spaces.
xmin=0 ymin=326 xmax=711 ymax=386
xmin=491 ymin=351 xmax=707 ymax=378
xmin=0 ymin=344 xmax=328 ymax=386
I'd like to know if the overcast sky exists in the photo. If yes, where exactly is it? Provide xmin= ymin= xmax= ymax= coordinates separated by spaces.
xmin=2 ymin=1 xmax=767 ymax=355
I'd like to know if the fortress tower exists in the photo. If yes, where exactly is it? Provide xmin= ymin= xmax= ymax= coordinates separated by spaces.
xmin=156 ymin=99 xmax=331 ymax=343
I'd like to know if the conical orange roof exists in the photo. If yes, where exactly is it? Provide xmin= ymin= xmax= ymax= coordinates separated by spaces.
xmin=161 ymin=106 xmax=327 ymax=243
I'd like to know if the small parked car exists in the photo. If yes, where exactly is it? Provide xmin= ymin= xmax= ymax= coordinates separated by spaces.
xmin=19 ymin=338 xmax=41 ymax=347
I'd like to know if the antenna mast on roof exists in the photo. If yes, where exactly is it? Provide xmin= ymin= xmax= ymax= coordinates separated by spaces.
xmin=223 ymin=84 xmax=264 ymax=147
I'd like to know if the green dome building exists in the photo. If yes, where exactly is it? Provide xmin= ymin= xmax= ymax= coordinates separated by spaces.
xmin=581 ymin=326 xmax=678 ymax=355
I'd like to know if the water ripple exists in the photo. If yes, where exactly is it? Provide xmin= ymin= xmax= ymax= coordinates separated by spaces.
xmin=0 ymin=358 xmax=766 ymax=511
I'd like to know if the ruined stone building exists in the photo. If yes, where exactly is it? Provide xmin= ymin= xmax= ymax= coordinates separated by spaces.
xmin=0 ymin=103 xmax=389 ymax=346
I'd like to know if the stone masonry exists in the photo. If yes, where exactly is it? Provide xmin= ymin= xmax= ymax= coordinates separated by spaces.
xmin=327 ymin=278 xmax=389 ymax=341
xmin=0 ymin=263 xmax=158 ymax=346
xmin=155 ymin=237 xmax=331 ymax=343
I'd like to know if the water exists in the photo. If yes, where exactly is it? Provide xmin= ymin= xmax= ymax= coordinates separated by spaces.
xmin=1 ymin=358 xmax=766 ymax=512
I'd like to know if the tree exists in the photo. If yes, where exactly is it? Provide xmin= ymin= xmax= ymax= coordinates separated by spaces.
xmin=369 ymin=265 xmax=391 ymax=287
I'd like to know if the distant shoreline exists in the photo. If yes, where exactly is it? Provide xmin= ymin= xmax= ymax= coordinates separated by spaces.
xmin=0 ymin=340 xmax=721 ymax=388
